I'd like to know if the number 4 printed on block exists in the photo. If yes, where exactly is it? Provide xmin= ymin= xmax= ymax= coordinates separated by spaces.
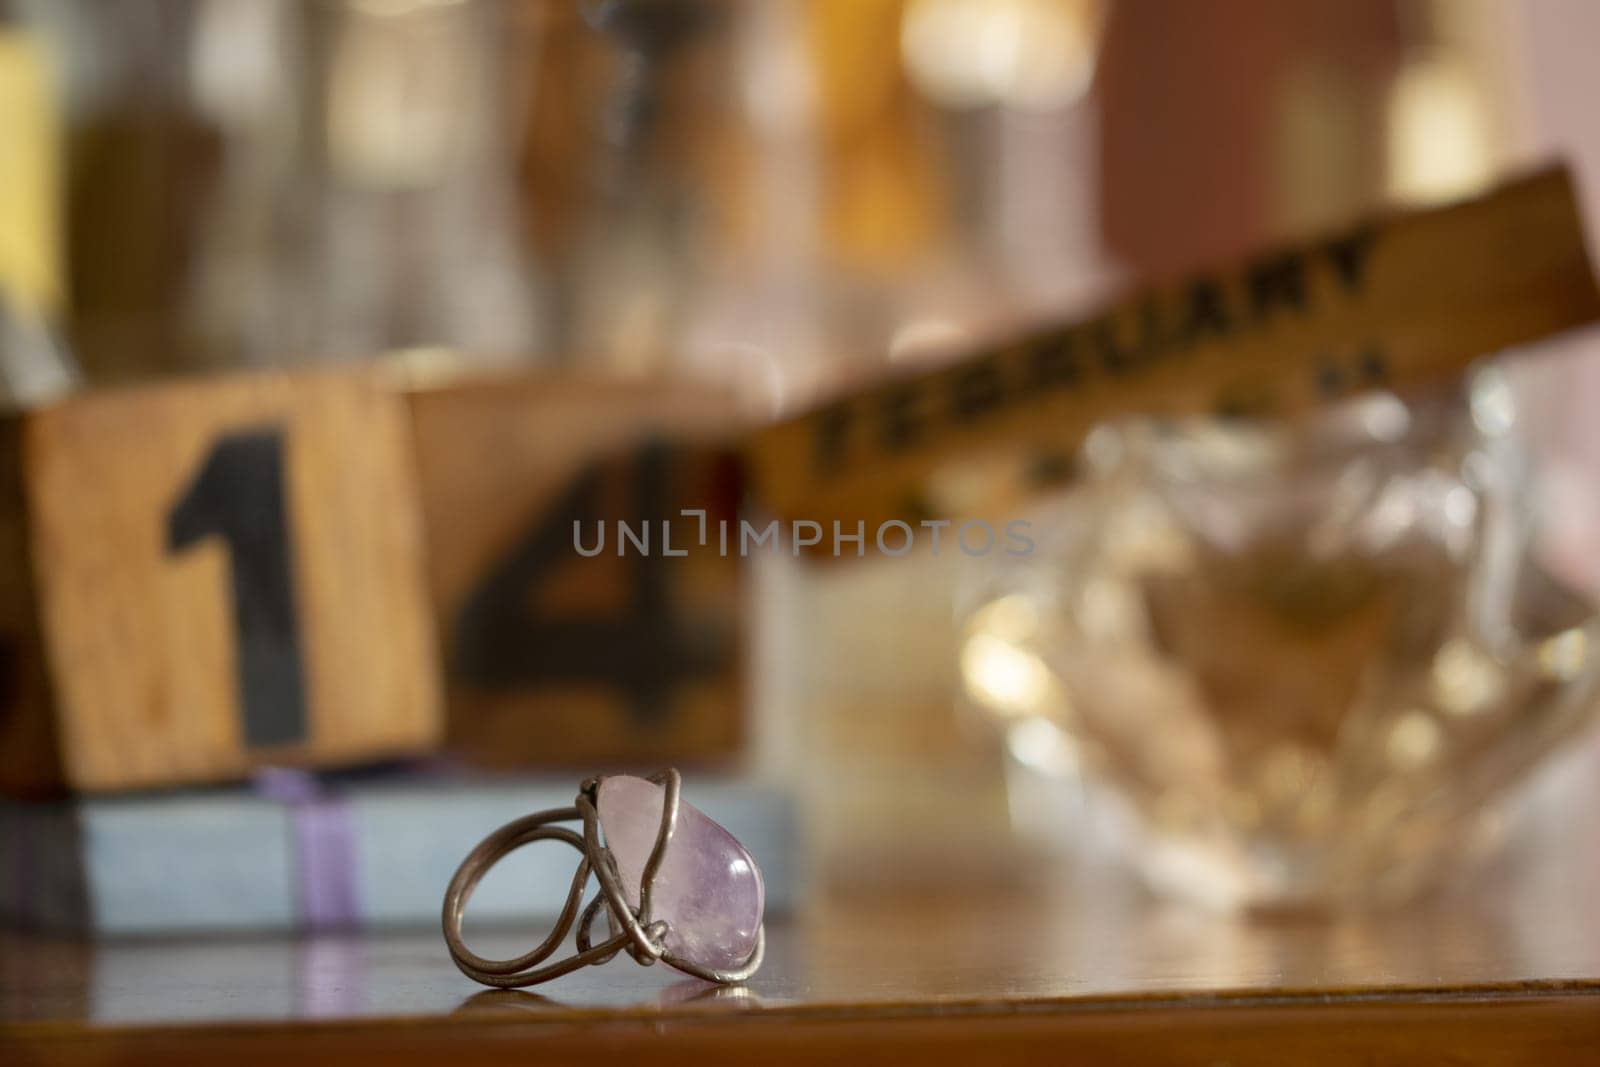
xmin=453 ymin=442 xmax=731 ymax=728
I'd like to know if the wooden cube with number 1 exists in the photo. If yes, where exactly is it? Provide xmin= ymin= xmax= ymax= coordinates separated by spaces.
xmin=0 ymin=371 xmax=442 ymax=794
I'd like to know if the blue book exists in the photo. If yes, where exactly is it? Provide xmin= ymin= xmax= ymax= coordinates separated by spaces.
xmin=0 ymin=773 xmax=799 ymax=935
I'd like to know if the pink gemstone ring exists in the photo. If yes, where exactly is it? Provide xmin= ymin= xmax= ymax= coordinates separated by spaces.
xmin=442 ymin=769 xmax=765 ymax=986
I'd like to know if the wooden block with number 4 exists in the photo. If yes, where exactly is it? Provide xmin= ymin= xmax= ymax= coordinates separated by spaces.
xmin=0 ymin=371 xmax=442 ymax=794
xmin=406 ymin=375 xmax=745 ymax=770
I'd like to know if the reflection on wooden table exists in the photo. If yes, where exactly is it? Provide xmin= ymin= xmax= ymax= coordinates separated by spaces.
xmin=3 ymin=750 xmax=1599 ymax=1063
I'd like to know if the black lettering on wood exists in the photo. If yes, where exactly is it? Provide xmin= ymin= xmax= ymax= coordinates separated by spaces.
xmin=1247 ymin=254 xmax=1309 ymax=323
xmin=879 ymin=385 xmax=925 ymax=451
xmin=950 ymin=361 xmax=1006 ymax=422
xmin=1324 ymin=226 xmax=1379 ymax=294
xmin=167 ymin=427 xmax=308 ymax=749
xmin=454 ymin=442 xmax=729 ymax=728
xmin=1029 ymin=331 xmax=1082 ymax=389
xmin=1177 ymin=276 xmax=1234 ymax=346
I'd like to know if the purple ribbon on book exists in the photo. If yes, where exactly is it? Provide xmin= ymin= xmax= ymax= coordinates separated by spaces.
xmin=254 ymin=768 xmax=361 ymax=929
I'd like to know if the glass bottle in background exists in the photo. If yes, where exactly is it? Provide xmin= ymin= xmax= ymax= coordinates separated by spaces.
xmin=244 ymin=0 xmax=542 ymax=367
xmin=745 ymin=0 xmax=1119 ymax=899
xmin=43 ymin=0 xmax=224 ymax=383
xmin=1486 ymin=0 xmax=1600 ymax=607
xmin=529 ymin=0 xmax=1066 ymax=405
xmin=959 ymin=375 xmax=1600 ymax=910
xmin=0 ymin=0 xmax=78 ymax=402
xmin=180 ymin=0 xmax=305 ymax=372
xmin=556 ymin=0 xmax=723 ymax=378
xmin=46 ymin=0 xmax=542 ymax=380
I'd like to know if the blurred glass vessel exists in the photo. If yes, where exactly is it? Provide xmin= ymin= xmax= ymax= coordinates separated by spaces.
xmin=961 ymin=370 xmax=1600 ymax=910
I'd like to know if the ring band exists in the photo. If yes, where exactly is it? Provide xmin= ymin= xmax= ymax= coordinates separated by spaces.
xmin=442 ymin=769 xmax=765 ymax=986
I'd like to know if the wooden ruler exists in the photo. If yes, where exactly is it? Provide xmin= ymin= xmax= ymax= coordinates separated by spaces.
xmin=742 ymin=167 xmax=1600 ymax=535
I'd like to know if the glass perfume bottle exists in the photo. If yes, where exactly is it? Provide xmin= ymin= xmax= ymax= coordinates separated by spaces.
xmin=960 ymin=368 xmax=1600 ymax=909
xmin=0 ymin=0 xmax=77 ymax=402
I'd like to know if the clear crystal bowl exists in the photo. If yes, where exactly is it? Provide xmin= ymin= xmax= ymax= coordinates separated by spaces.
xmin=959 ymin=370 xmax=1600 ymax=910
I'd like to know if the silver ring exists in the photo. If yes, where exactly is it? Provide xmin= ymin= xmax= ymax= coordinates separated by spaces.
xmin=441 ymin=768 xmax=765 ymax=986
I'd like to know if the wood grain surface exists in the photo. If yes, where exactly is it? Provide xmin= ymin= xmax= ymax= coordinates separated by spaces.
xmin=407 ymin=374 xmax=745 ymax=769
xmin=0 ymin=370 xmax=441 ymax=793
xmin=4 ymin=791 xmax=1599 ymax=1064
xmin=743 ymin=167 xmax=1600 ymax=537
xmin=1 ymin=891 xmax=1597 ymax=1065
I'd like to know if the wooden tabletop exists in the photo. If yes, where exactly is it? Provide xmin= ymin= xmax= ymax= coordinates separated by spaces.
xmin=4 ymin=878 xmax=1599 ymax=1062
xmin=4 ymin=762 xmax=1600 ymax=1064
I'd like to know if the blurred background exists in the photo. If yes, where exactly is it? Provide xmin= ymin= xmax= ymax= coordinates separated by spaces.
xmin=14 ymin=0 xmax=1587 ymax=396
xmin=5 ymin=0 xmax=1600 ymax=945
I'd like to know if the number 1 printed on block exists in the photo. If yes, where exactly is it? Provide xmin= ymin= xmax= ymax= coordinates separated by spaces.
xmin=167 ymin=426 xmax=309 ymax=748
